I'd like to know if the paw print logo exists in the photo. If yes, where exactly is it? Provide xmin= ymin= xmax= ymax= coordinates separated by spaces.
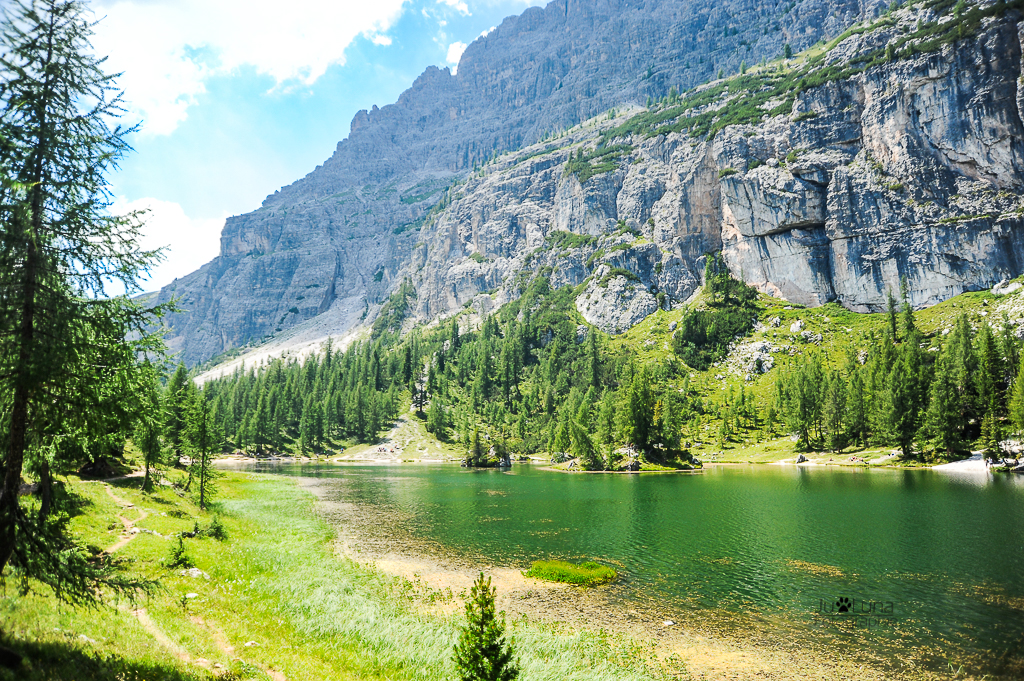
xmin=835 ymin=597 xmax=852 ymax=613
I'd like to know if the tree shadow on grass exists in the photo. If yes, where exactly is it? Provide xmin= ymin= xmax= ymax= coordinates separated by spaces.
xmin=0 ymin=636 xmax=211 ymax=681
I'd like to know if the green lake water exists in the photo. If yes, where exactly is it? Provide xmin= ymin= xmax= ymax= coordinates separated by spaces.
xmin=244 ymin=462 xmax=1024 ymax=678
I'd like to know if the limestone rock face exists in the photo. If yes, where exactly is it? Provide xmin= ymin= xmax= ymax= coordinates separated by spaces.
xmin=576 ymin=271 xmax=660 ymax=334
xmin=154 ymin=0 xmax=874 ymax=365
xmin=158 ymin=0 xmax=1024 ymax=366
xmin=408 ymin=3 xmax=1024 ymax=329
xmin=718 ymin=7 xmax=1024 ymax=312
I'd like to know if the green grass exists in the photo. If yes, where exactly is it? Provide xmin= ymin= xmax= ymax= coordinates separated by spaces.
xmin=523 ymin=560 xmax=618 ymax=587
xmin=0 ymin=471 xmax=672 ymax=681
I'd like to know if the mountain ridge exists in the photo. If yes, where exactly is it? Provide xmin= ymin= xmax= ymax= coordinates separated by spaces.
xmin=156 ymin=0 xmax=1024 ymax=368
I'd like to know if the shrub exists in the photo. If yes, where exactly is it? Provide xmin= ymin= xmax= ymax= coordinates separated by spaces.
xmin=793 ymin=110 xmax=818 ymax=122
xmin=718 ymin=167 xmax=738 ymax=178
xmin=672 ymin=307 xmax=754 ymax=370
xmin=165 ymin=536 xmax=194 ymax=569
xmin=206 ymin=515 xmax=228 ymax=541
xmin=524 ymin=560 xmax=618 ymax=587
xmin=598 ymin=267 xmax=640 ymax=288
xmin=545 ymin=231 xmax=596 ymax=251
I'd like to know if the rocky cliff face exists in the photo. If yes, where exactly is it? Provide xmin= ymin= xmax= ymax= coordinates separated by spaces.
xmin=161 ymin=0 xmax=1024 ymax=367
xmin=404 ymin=0 xmax=1024 ymax=334
xmin=156 ymin=0 xmax=882 ymax=365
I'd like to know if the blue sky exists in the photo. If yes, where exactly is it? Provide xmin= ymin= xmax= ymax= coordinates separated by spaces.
xmin=88 ymin=0 xmax=545 ymax=291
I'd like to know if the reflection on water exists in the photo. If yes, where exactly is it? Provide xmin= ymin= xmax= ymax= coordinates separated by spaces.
xmin=240 ymin=461 xmax=1024 ymax=678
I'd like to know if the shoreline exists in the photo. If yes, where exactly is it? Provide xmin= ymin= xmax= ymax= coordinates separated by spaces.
xmin=298 ymin=475 xmax=948 ymax=681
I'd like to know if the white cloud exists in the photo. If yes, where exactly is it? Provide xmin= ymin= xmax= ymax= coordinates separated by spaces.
xmin=436 ymin=0 xmax=470 ymax=16
xmin=479 ymin=26 xmax=496 ymax=38
xmin=90 ymin=0 xmax=408 ymax=136
xmin=371 ymin=34 xmax=393 ymax=46
xmin=111 ymin=197 xmax=226 ymax=291
xmin=446 ymin=41 xmax=467 ymax=72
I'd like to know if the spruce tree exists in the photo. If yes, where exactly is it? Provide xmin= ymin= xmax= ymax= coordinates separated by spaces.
xmin=822 ymin=370 xmax=847 ymax=453
xmin=165 ymin=363 xmax=190 ymax=465
xmin=976 ymin=323 xmax=1003 ymax=415
xmin=183 ymin=390 xmax=222 ymax=510
xmin=1010 ymin=354 xmax=1024 ymax=435
xmin=845 ymin=368 xmax=869 ymax=447
xmin=921 ymin=351 xmax=962 ymax=458
xmin=135 ymin=372 xmax=166 ymax=492
xmin=622 ymin=365 xmax=655 ymax=451
xmin=471 ymin=428 xmax=484 ymax=465
xmin=427 ymin=395 xmax=448 ymax=440
xmin=570 ymin=419 xmax=603 ymax=470
xmin=0 ymin=0 xmax=165 ymax=600
xmin=886 ymin=288 xmax=899 ymax=342
xmin=453 ymin=573 xmax=519 ymax=681
xmin=886 ymin=358 xmax=918 ymax=459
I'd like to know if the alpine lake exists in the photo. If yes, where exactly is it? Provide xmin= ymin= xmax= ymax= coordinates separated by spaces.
xmin=238 ymin=460 xmax=1024 ymax=679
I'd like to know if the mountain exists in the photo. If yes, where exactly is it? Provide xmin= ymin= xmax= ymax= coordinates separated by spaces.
xmin=157 ymin=0 xmax=1024 ymax=367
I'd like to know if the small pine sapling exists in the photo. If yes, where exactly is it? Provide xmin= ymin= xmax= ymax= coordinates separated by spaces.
xmin=453 ymin=573 xmax=519 ymax=681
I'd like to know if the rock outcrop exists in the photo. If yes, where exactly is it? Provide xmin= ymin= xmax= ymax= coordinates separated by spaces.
xmin=155 ymin=0 xmax=880 ymax=365
xmin=407 ymin=0 xmax=1024 ymax=328
xmin=159 ymin=0 xmax=1024 ymax=367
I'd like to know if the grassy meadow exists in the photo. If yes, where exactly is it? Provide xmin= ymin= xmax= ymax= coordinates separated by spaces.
xmin=0 ymin=470 xmax=675 ymax=681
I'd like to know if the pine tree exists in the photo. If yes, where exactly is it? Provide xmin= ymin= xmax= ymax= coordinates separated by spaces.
xmin=570 ymin=420 xmax=603 ymax=470
xmin=135 ymin=372 xmax=165 ymax=493
xmin=453 ymin=573 xmax=519 ymax=681
xmin=183 ymin=390 xmax=222 ymax=510
xmin=921 ymin=351 xmax=962 ymax=458
xmin=1010 ymin=353 xmax=1024 ymax=435
xmin=0 ymin=0 xmax=166 ymax=599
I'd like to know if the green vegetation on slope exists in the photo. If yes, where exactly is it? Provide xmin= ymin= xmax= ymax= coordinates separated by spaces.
xmin=775 ymin=290 xmax=1024 ymax=461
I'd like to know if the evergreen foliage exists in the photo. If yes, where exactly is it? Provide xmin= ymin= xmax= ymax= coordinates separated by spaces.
xmin=182 ymin=390 xmax=222 ymax=510
xmin=134 ymin=371 xmax=166 ymax=492
xmin=453 ymin=573 xmax=519 ymax=681
xmin=775 ymin=305 xmax=1020 ymax=461
xmin=0 ymin=0 xmax=165 ymax=602
xmin=671 ymin=254 xmax=758 ymax=370
xmin=200 ymin=337 xmax=403 ymax=454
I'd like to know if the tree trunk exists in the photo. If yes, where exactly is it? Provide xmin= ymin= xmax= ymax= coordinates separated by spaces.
xmin=37 ymin=460 xmax=53 ymax=525
xmin=198 ymin=452 xmax=206 ymax=510
xmin=0 ymin=10 xmax=55 ymax=575
xmin=0 ymin=181 xmax=42 ymax=574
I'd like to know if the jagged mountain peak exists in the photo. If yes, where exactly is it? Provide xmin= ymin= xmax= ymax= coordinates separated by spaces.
xmin=158 ymin=0 xmax=1021 ymax=368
